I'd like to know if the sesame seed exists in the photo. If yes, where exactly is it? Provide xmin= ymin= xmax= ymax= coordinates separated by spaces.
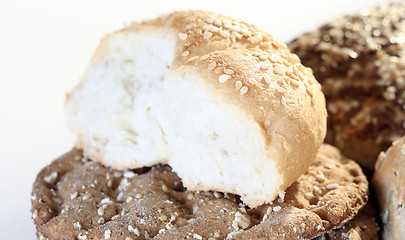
xmin=145 ymin=231 xmax=149 ymax=239
xmin=248 ymin=37 xmax=259 ymax=44
xmin=326 ymin=184 xmax=340 ymax=190
xmin=223 ymin=22 xmax=232 ymax=29
xmin=188 ymin=57 xmax=199 ymax=64
xmin=214 ymin=67 xmax=224 ymax=74
xmin=117 ymin=192 xmax=124 ymax=202
xmin=273 ymin=206 xmax=281 ymax=212
xmin=261 ymin=63 xmax=271 ymax=70
xmin=233 ymin=32 xmax=243 ymax=40
xmin=97 ymin=207 xmax=105 ymax=216
xmin=224 ymin=69 xmax=234 ymax=75
xmin=304 ymin=192 xmax=314 ymax=200
xmin=230 ymin=24 xmax=241 ymax=32
xmin=204 ymin=25 xmax=219 ymax=32
xmin=111 ymin=214 xmax=120 ymax=220
xmin=43 ymin=172 xmax=58 ymax=184
xmin=264 ymin=119 xmax=271 ymax=128
xmin=260 ymin=42 xmax=272 ymax=48
xmin=240 ymin=86 xmax=248 ymax=95
xmin=290 ymin=78 xmax=301 ymax=88
xmin=271 ymin=41 xmax=279 ymax=49
xmin=241 ymin=28 xmax=251 ymax=37
xmin=78 ymin=233 xmax=87 ymax=240
xmin=52 ymin=197 xmax=63 ymax=205
xmin=235 ymin=81 xmax=242 ymax=90
xmin=135 ymin=193 xmax=142 ymax=199
xmin=213 ymin=19 xmax=222 ymax=27
xmin=187 ymin=193 xmax=194 ymax=200
xmin=32 ymin=209 xmax=38 ymax=219
xmin=159 ymin=215 xmax=168 ymax=221
xmin=259 ymin=54 xmax=268 ymax=61
xmin=247 ymin=78 xmax=258 ymax=85
xmin=262 ymin=74 xmax=272 ymax=84
xmin=101 ymin=198 xmax=112 ymax=205
xmin=107 ymin=179 xmax=113 ymax=188
xmin=219 ymin=30 xmax=230 ymax=38
xmin=218 ymin=74 xmax=231 ymax=83
xmin=123 ymin=171 xmax=135 ymax=179
xmin=276 ymin=86 xmax=286 ymax=93
xmin=214 ymin=192 xmax=223 ymax=198
xmin=306 ymin=88 xmax=314 ymax=97
xmin=273 ymin=67 xmax=284 ymax=75
xmin=205 ymin=18 xmax=213 ymax=24
xmin=125 ymin=196 xmax=133 ymax=203
xmin=73 ymin=222 xmax=81 ymax=230
xmin=134 ymin=228 xmax=140 ymax=236
xmin=193 ymin=233 xmax=203 ymax=240
xmin=281 ymin=96 xmax=287 ymax=105
xmin=162 ymin=184 xmax=169 ymax=193
xmin=207 ymin=62 xmax=216 ymax=71
xmin=104 ymin=229 xmax=111 ymax=239
xmin=178 ymin=32 xmax=188 ymax=40
xmin=200 ymin=54 xmax=210 ymax=60
xmin=98 ymin=217 xmax=105 ymax=224
xmin=126 ymin=238 xmax=133 ymax=240
xmin=128 ymin=225 xmax=134 ymax=232
xmin=70 ymin=192 xmax=78 ymax=200
xmin=113 ymin=172 xmax=122 ymax=178
xmin=203 ymin=31 xmax=213 ymax=40
xmin=181 ymin=50 xmax=190 ymax=57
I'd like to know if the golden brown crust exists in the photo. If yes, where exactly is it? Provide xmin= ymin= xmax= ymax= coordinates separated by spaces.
xmin=288 ymin=3 xmax=405 ymax=170
xmin=32 ymin=144 xmax=367 ymax=240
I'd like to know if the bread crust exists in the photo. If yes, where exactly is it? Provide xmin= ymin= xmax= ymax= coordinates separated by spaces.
xmin=373 ymin=137 xmax=405 ymax=240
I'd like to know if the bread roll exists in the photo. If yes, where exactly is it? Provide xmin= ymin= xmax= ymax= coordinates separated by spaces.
xmin=65 ymin=10 xmax=327 ymax=207
xmin=373 ymin=137 xmax=405 ymax=240
xmin=288 ymin=3 xmax=405 ymax=170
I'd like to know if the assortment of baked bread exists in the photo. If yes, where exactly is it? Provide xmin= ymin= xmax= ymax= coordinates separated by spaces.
xmin=31 ymin=3 xmax=404 ymax=240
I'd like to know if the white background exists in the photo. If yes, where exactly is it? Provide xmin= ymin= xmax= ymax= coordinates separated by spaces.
xmin=0 ymin=0 xmax=393 ymax=238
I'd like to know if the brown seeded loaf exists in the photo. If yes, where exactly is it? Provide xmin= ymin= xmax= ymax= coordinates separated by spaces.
xmin=288 ymin=3 xmax=405 ymax=170
xmin=65 ymin=10 xmax=327 ymax=207
xmin=373 ymin=136 xmax=405 ymax=240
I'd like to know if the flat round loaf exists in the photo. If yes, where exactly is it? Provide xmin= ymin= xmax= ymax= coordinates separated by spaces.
xmin=65 ymin=10 xmax=327 ymax=207
xmin=288 ymin=3 xmax=405 ymax=169
xmin=372 ymin=137 xmax=405 ymax=240
xmin=31 ymin=144 xmax=368 ymax=240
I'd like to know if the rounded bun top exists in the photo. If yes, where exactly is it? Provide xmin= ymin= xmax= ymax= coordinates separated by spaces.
xmin=289 ymin=3 xmax=405 ymax=169
xmin=66 ymin=10 xmax=326 ymax=207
